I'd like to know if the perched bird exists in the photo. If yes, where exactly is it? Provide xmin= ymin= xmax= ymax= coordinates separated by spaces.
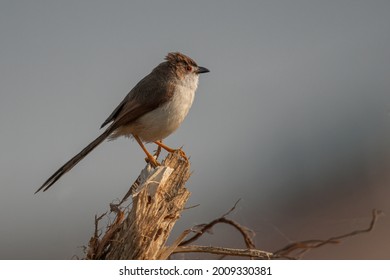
xmin=35 ymin=52 xmax=209 ymax=193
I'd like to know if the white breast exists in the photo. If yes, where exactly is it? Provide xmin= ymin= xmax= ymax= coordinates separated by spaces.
xmin=130 ymin=74 xmax=199 ymax=142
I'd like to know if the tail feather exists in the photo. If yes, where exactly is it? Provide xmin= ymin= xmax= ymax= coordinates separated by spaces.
xmin=35 ymin=129 xmax=111 ymax=193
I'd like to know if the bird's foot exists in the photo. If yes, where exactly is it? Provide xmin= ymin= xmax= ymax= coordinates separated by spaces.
xmin=154 ymin=141 xmax=189 ymax=163
xmin=153 ymin=145 xmax=162 ymax=160
xmin=144 ymin=155 xmax=161 ymax=168
xmin=174 ymin=147 xmax=189 ymax=162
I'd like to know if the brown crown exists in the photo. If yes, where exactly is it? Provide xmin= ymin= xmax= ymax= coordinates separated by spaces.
xmin=165 ymin=52 xmax=198 ymax=67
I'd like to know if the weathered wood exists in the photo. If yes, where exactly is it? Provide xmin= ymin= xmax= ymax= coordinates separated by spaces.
xmin=86 ymin=152 xmax=191 ymax=260
xmin=84 ymin=151 xmax=380 ymax=260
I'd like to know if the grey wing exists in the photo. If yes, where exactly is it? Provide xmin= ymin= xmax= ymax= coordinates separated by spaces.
xmin=111 ymin=82 xmax=175 ymax=131
xmin=100 ymin=70 xmax=174 ymax=130
xmin=100 ymin=72 xmax=155 ymax=129
xmin=100 ymin=95 xmax=130 ymax=129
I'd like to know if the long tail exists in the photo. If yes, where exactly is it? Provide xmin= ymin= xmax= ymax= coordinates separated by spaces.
xmin=35 ymin=129 xmax=112 ymax=193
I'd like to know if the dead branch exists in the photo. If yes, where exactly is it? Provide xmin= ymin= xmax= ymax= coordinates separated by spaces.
xmin=179 ymin=199 xmax=255 ymax=248
xmin=84 ymin=150 xmax=382 ymax=260
xmin=174 ymin=245 xmax=273 ymax=259
xmin=179 ymin=217 xmax=255 ymax=249
xmin=170 ymin=206 xmax=381 ymax=259
xmin=86 ymin=151 xmax=191 ymax=260
xmin=274 ymin=209 xmax=383 ymax=259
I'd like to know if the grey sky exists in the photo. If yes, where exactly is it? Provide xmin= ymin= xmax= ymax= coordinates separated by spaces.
xmin=1 ymin=0 xmax=390 ymax=259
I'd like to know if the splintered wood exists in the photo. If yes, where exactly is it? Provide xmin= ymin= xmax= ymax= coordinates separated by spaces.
xmin=86 ymin=152 xmax=191 ymax=260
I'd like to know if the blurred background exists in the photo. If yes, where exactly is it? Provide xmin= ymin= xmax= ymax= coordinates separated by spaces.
xmin=1 ymin=0 xmax=389 ymax=259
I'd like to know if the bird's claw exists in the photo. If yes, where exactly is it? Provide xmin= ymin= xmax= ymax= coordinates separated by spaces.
xmin=144 ymin=156 xmax=161 ymax=168
xmin=176 ymin=148 xmax=189 ymax=162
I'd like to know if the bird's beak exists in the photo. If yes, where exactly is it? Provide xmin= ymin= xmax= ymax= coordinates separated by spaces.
xmin=197 ymin=66 xmax=210 ymax=74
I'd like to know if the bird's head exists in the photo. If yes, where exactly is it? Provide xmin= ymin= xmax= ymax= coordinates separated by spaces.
xmin=165 ymin=52 xmax=209 ymax=80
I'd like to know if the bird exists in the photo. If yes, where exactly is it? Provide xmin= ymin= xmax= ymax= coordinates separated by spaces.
xmin=35 ymin=52 xmax=209 ymax=193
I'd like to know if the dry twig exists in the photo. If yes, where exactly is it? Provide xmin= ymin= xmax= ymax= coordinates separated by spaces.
xmin=274 ymin=209 xmax=383 ymax=259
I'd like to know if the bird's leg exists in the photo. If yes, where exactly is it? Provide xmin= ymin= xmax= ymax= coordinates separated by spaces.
xmin=133 ymin=135 xmax=160 ymax=167
xmin=153 ymin=142 xmax=162 ymax=160
xmin=154 ymin=140 xmax=188 ymax=162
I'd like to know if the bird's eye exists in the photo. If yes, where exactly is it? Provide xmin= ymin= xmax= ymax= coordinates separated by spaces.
xmin=186 ymin=65 xmax=192 ymax=72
